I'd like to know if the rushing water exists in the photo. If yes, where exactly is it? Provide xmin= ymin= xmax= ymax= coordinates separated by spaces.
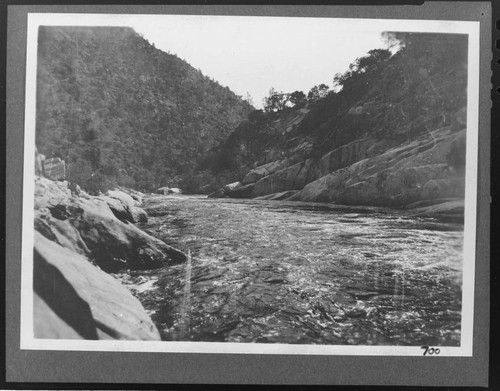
xmin=118 ymin=194 xmax=463 ymax=346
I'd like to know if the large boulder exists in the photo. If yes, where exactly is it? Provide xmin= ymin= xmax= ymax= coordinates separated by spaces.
xmin=43 ymin=157 xmax=66 ymax=181
xmin=97 ymin=190 xmax=148 ymax=223
xmin=34 ymin=233 xmax=161 ymax=340
xmin=117 ymin=186 xmax=144 ymax=204
xmin=34 ymin=177 xmax=73 ymax=209
xmin=35 ymin=177 xmax=186 ymax=272
xmin=222 ymin=182 xmax=242 ymax=193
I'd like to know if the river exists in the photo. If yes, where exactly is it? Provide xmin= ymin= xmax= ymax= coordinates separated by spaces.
xmin=117 ymin=194 xmax=463 ymax=346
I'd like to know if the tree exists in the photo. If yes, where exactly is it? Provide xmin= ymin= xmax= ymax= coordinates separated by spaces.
xmin=263 ymin=88 xmax=289 ymax=112
xmin=289 ymin=90 xmax=306 ymax=106
xmin=307 ymin=84 xmax=329 ymax=102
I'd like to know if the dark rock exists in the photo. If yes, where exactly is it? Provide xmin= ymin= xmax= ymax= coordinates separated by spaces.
xmin=33 ymin=232 xmax=161 ymax=340
xmin=227 ymin=183 xmax=255 ymax=199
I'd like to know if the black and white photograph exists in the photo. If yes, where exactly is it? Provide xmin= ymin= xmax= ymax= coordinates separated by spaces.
xmin=20 ymin=12 xmax=480 ymax=357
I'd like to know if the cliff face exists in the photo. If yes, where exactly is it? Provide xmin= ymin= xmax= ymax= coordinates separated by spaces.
xmin=36 ymin=26 xmax=253 ymax=193
xmin=211 ymin=32 xmax=468 ymax=207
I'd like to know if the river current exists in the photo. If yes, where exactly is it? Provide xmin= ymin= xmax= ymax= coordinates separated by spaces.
xmin=117 ymin=194 xmax=463 ymax=346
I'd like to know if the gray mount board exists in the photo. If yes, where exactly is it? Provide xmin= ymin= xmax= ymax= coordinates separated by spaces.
xmin=6 ymin=2 xmax=491 ymax=386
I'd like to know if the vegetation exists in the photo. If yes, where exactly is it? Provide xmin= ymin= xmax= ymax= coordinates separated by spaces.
xmin=37 ymin=28 xmax=468 ymax=194
xmin=206 ymin=32 xmax=468 ymax=182
xmin=36 ymin=26 xmax=252 ymax=193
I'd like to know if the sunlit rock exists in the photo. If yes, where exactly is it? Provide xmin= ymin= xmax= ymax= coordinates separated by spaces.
xmin=33 ymin=232 xmax=161 ymax=340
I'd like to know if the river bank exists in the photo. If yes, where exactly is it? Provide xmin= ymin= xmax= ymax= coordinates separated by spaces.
xmin=32 ymin=176 xmax=464 ymax=344
xmin=32 ymin=177 xmax=186 ymax=340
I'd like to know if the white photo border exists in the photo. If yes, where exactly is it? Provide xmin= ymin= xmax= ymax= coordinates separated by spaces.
xmin=20 ymin=12 xmax=480 ymax=357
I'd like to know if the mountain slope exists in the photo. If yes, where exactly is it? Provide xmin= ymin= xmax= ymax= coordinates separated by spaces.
xmin=209 ymin=32 xmax=468 ymax=208
xmin=35 ymin=26 xmax=252 ymax=192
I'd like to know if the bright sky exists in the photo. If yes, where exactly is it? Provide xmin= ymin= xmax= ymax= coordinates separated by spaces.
xmin=127 ymin=15 xmax=388 ymax=108
xmin=30 ymin=14 xmax=476 ymax=109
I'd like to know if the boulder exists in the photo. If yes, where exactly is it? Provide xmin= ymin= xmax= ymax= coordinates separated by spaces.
xmin=107 ymin=189 xmax=137 ymax=207
xmin=157 ymin=186 xmax=171 ymax=195
xmin=43 ymin=157 xmax=66 ymax=181
xmin=157 ymin=186 xmax=182 ymax=195
xmin=117 ymin=186 xmax=144 ymax=204
xmin=223 ymin=182 xmax=242 ymax=193
xmin=128 ymin=206 xmax=148 ymax=223
xmin=34 ymin=177 xmax=72 ymax=210
xmin=35 ymin=177 xmax=186 ymax=273
xmin=33 ymin=233 xmax=161 ymax=340
xmin=98 ymin=190 xmax=148 ymax=223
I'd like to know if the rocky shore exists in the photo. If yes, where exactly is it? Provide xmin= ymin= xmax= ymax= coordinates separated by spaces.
xmin=33 ymin=176 xmax=187 ymax=340
xmin=209 ymin=126 xmax=466 ymax=216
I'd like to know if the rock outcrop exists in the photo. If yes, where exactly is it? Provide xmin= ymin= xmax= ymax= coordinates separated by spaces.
xmin=289 ymin=128 xmax=465 ymax=206
xmin=212 ymin=126 xmax=465 ymax=208
xmin=208 ymin=33 xmax=467 ymax=210
xmin=35 ymin=177 xmax=186 ymax=273
xmin=97 ymin=189 xmax=148 ymax=223
xmin=34 ymin=233 xmax=161 ymax=340
xmin=33 ymin=176 xmax=187 ymax=340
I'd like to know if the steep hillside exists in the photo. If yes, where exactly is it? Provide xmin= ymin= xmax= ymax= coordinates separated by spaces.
xmin=209 ymin=32 xmax=468 ymax=208
xmin=35 ymin=26 xmax=252 ymax=193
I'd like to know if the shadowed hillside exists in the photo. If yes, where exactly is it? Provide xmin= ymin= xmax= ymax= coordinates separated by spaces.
xmin=207 ymin=32 xmax=468 ymax=208
xmin=36 ymin=26 xmax=253 ymax=193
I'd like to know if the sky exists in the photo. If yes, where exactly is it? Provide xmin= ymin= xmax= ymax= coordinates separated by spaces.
xmin=127 ymin=15 xmax=389 ymax=108
xmin=29 ymin=14 xmax=477 ymax=109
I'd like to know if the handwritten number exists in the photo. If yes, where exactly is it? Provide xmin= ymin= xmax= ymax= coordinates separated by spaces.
xmin=421 ymin=346 xmax=441 ymax=356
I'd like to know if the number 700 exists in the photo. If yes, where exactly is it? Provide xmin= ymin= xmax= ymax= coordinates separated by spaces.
xmin=421 ymin=346 xmax=441 ymax=356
